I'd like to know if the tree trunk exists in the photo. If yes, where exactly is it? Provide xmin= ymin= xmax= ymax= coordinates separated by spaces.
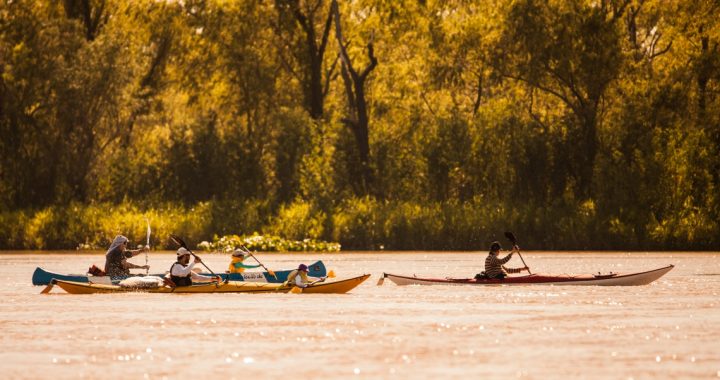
xmin=332 ymin=0 xmax=377 ymax=195
xmin=62 ymin=0 xmax=107 ymax=41
xmin=275 ymin=0 xmax=334 ymax=120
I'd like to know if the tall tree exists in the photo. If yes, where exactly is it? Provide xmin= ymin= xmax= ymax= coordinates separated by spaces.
xmin=274 ymin=0 xmax=337 ymax=120
xmin=332 ymin=0 xmax=378 ymax=196
xmin=492 ymin=0 xmax=627 ymax=198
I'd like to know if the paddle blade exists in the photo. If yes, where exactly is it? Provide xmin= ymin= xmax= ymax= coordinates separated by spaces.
xmin=40 ymin=280 xmax=55 ymax=294
xmin=169 ymin=234 xmax=187 ymax=249
xmin=504 ymin=231 xmax=517 ymax=245
xmin=376 ymin=276 xmax=385 ymax=286
xmin=327 ymin=270 xmax=336 ymax=278
xmin=290 ymin=286 xmax=303 ymax=294
xmin=268 ymin=269 xmax=277 ymax=279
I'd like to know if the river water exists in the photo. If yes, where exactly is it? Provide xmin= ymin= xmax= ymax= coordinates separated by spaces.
xmin=0 ymin=251 xmax=718 ymax=379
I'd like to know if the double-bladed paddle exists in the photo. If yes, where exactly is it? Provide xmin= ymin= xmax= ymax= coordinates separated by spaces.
xmin=505 ymin=231 xmax=531 ymax=274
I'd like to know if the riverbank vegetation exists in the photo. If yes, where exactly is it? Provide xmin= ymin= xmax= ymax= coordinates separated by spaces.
xmin=1 ymin=1 xmax=718 ymax=250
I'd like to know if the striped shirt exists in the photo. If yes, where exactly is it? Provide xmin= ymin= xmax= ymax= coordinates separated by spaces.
xmin=485 ymin=252 xmax=523 ymax=279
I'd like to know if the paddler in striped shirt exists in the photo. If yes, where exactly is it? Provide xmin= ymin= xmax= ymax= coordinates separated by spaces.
xmin=484 ymin=241 xmax=529 ymax=279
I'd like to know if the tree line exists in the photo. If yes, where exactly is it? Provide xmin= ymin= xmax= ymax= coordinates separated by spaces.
xmin=0 ymin=0 xmax=718 ymax=250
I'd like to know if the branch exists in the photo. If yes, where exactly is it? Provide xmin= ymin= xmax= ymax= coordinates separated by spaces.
xmin=332 ymin=0 xmax=356 ymax=77
xmin=323 ymin=52 xmax=340 ymax=97
xmin=90 ymin=0 xmax=106 ymax=38
xmin=472 ymin=72 xmax=483 ymax=116
xmin=650 ymin=40 xmax=673 ymax=60
xmin=339 ymin=61 xmax=357 ymax=113
xmin=527 ymin=87 xmax=550 ymax=131
xmin=310 ymin=0 xmax=323 ymax=17
xmin=318 ymin=2 xmax=334 ymax=58
xmin=611 ymin=0 xmax=632 ymax=22
xmin=359 ymin=41 xmax=378 ymax=80
xmin=543 ymin=62 xmax=587 ymax=109
xmin=294 ymin=7 xmax=312 ymax=37
xmin=499 ymin=71 xmax=581 ymax=116
xmin=420 ymin=91 xmax=438 ymax=120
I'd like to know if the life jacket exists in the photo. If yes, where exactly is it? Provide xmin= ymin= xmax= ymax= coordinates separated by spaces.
xmin=228 ymin=256 xmax=246 ymax=274
xmin=284 ymin=269 xmax=309 ymax=286
xmin=169 ymin=262 xmax=192 ymax=287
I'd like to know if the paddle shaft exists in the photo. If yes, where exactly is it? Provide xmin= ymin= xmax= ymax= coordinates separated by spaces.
xmin=515 ymin=249 xmax=531 ymax=275
xmin=505 ymin=232 xmax=531 ymax=275
xmin=289 ymin=277 xmax=326 ymax=293
xmin=40 ymin=280 xmax=55 ymax=294
xmin=189 ymin=250 xmax=219 ymax=277
xmin=241 ymin=245 xmax=277 ymax=279
xmin=145 ymin=218 xmax=151 ymax=275
xmin=170 ymin=235 xmax=220 ymax=278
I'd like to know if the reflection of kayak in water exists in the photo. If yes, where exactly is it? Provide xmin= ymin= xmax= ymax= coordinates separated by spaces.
xmin=42 ymin=274 xmax=371 ymax=294
xmin=379 ymin=265 xmax=674 ymax=286
xmin=31 ymin=261 xmax=327 ymax=285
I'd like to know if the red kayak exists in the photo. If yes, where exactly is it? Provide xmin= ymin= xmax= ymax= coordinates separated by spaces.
xmin=380 ymin=265 xmax=673 ymax=286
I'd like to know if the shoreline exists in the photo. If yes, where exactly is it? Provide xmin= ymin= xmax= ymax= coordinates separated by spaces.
xmin=2 ymin=250 xmax=719 ymax=255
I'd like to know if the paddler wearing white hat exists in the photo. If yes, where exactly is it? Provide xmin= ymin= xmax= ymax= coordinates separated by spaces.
xmin=168 ymin=247 xmax=221 ymax=286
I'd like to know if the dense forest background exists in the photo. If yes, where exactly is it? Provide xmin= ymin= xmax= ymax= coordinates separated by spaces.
xmin=1 ymin=0 xmax=718 ymax=250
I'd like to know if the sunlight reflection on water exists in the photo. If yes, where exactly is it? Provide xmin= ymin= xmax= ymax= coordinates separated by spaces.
xmin=0 ymin=251 xmax=718 ymax=379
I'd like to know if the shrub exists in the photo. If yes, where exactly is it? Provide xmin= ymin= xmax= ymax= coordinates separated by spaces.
xmin=204 ymin=233 xmax=340 ymax=252
xmin=267 ymin=200 xmax=326 ymax=240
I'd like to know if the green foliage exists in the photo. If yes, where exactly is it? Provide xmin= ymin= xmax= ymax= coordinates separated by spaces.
xmin=0 ymin=202 xmax=212 ymax=250
xmin=1 ymin=0 xmax=719 ymax=250
xmin=203 ymin=233 xmax=340 ymax=253
xmin=331 ymin=197 xmax=383 ymax=250
xmin=267 ymin=200 xmax=327 ymax=241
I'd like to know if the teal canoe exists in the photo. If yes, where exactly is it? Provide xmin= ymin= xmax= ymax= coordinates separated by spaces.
xmin=32 ymin=260 xmax=327 ymax=285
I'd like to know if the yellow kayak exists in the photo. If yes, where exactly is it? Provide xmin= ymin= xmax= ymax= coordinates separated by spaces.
xmin=46 ymin=274 xmax=370 ymax=294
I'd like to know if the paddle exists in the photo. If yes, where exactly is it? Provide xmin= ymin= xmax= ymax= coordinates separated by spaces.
xmin=288 ymin=277 xmax=327 ymax=294
xmin=377 ymin=273 xmax=387 ymax=286
xmin=144 ymin=218 xmax=151 ymax=275
xmin=169 ymin=234 xmax=223 ymax=283
xmin=239 ymin=245 xmax=277 ymax=280
xmin=504 ymin=231 xmax=531 ymax=275
xmin=40 ymin=279 xmax=56 ymax=294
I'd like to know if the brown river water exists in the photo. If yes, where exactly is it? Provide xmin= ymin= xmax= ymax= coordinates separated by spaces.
xmin=1 ymin=251 xmax=718 ymax=379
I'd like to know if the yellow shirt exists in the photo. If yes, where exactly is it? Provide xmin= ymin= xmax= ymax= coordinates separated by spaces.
xmin=227 ymin=256 xmax=261 ymax=273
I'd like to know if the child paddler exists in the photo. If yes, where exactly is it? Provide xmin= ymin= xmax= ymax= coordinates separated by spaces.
xmin=483 ymin=241 xmax=529 ymax=279
xmin=227 ymin=249 xmax=261 ymax=273
xmin=284 ymin=264 xmax=326 ymax=288
xmin=168 ymin=248 xmax=221 ymax=286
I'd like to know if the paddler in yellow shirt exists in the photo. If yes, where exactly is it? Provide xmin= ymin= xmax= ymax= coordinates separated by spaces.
xmin=227 ymin=249 xmax=261 ymax=273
